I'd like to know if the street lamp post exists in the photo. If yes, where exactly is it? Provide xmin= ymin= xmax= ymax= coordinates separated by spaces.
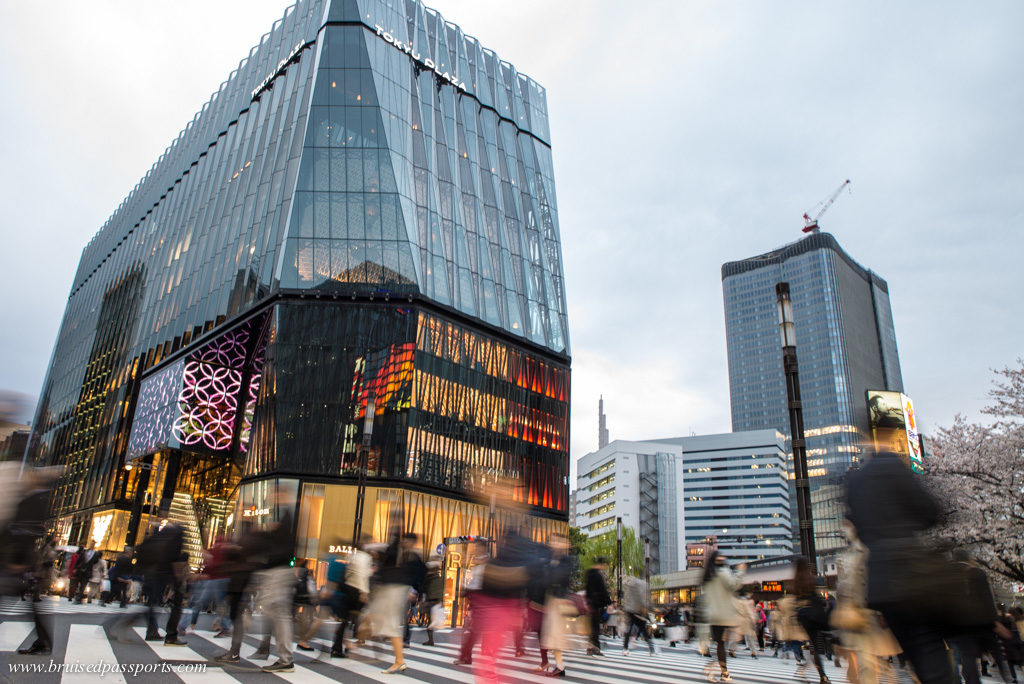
xmin=643 ymin=535 xmax=650 ymax=611
xmin=776 ymin=282 xmax=817 ymax=568
xmin=616 ymin=516 xmax=623 ymax=606
xmin=352 ymin=398 xmax=376 ymax=546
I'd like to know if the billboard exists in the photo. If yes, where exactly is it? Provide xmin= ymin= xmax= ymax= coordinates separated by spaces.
xmin=866 ymin=390 xmax=924 ymax=473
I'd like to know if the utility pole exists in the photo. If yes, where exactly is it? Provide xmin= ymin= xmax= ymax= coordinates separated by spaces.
xmin=643 ymin=535 xmax=650 ymax=611
xmin=776 ymin=283 xmax=817 ymax=568
xmin=616 ymin=516 xmax=623 ymax=606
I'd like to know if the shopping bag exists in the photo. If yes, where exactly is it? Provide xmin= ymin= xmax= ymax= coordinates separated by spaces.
xmin=429 ymin=603 xmax=446 ymax=630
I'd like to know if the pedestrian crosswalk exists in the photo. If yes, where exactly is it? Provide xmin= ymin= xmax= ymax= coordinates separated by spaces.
xmin=2 ymin=615 xmax=861 ymax=684
xmin=0 ymin=596 xmax=121 ymax=616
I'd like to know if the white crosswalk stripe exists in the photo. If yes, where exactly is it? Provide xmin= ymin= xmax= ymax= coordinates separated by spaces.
xmin=129 ymin=628 xmax=236 ymax=684
xmin=64 ymin=623 xmax=127 ymax=684
xmin=0 ymin=596 xmax=122 ymax=615
xmin=1 ymin=619 xmax=985 ymax=684
xmin=0 ymin=620 xmax=34 ymax=652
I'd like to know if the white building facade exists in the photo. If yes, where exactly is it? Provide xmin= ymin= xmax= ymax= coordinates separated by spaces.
xmin=574 ymin=440 xmax=685 ymax=574
xmin=652 ymin=430 xmax=792 ymax=565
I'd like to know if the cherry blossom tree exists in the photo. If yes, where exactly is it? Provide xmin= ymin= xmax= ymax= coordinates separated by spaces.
xmin=927 ymin=360 xmax=1024 ymax=585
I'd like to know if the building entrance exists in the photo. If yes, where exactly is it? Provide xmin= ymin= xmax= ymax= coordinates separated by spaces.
xmin=441 ymin=535 xmax=488 ymax=628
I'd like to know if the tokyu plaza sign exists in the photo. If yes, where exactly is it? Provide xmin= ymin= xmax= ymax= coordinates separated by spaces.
xmin=374 ymin=25 xmax=467 ymax=92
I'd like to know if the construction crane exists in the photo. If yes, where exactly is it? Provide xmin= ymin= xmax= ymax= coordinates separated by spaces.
xmin=802 ymin=179 xmax=851 ymax=233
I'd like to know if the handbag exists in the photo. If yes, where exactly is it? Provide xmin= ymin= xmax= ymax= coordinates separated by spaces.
xmin=796 ymin=593 xmax=831 ymax=631
xmin=482 ymin=563 xmax=527 ymax=591
xmin=566 ymin=593 xmax=589 ymax=617
xmin=829 ymin=603 xmax=869 ymax=632
xmin=429 ymin=603 xmax=446 ymax=630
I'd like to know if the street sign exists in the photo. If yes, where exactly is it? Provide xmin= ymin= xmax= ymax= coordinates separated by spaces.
xmin=436 ymin=543 xmax=445 ymax=557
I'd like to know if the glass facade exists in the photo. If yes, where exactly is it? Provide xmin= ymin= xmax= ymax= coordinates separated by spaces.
xmin=26 ymin=0 xmax=570 ymax=552
xmin=722 ymin=232 xmax=902 ymax=553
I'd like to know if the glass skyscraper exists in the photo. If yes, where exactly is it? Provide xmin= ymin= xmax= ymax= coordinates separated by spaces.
xmin=722 ymin=232 xmax=903 ymax=553
xmin=25 ymin=0 xmax=570 ymax=575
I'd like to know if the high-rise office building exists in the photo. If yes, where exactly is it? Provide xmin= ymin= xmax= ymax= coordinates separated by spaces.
xmin=25 ymin=0 xmax=570 ymax=575
xmin=651 ymin=431 xmax=793 ymax=565
xmin=598 ymin=395 xmax=609 ymax=449
xmin=722 ymin=232 xmax=903 ymax=552
xmin=575 ymin=440 xmax=685 ymax=574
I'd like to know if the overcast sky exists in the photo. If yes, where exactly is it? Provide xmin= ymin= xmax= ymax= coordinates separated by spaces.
xmin=1 ymin=1 xmax=1021 ymax=478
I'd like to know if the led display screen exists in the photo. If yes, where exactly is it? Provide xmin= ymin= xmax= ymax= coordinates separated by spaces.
xmin=866 ymin=389 xmax=923 ymax=473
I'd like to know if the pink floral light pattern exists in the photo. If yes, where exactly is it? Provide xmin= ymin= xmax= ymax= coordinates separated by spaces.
xmin=173 ymin=360 xmax=243 ymax=451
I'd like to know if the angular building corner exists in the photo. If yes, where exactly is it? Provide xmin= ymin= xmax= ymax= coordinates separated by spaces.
xmin=26 ymin=0 xmax=571 ymax=575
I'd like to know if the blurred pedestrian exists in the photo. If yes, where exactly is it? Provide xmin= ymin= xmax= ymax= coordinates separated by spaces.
xmin=773 ymin=594 xmax=808 ymax=661
xmin=476 ymin=527 xmax=531 ymax=682
xmin=997 ymin=605 xmax=1022 ymax=683
xmin=832 ymin=520 xmax=904 ymax=684
xmin=756 ymin=602 xmax=767 ymax=650
xmin=731 ymin=593 xmax=759 ymax=657
xmin=326 ymin=538 xmax=371 ymax=658
xmin=146 ymin=522 xmax=187 ymax=645
xmin=421 ymin=557 xmax=443 ymax=646
xmin=455 ymin=538 xmax=490 ymax=666
xmin=369 ymin=532 xmax=419 ymax=674
xmin=664 ymin=604 xmax=684 ymax=647
xmin=793 ymin=556 xmax=832 ymax=684
xmin=32 ymin=536 xmax=57 ymax=602
xmin=512 ymin=535 xmax=550 ymax=668
xmin=622 ymin=574 xmax=654 ymax=656
xmin=87 ymin=548 xmax=107 ymax=604
xmin=73 ymin=541 xmax=100 ymax=603
xmin=251 ymin=508 xmax=297 ymax=672
xmin=65 ymin=545 xmax=80 ymax=600
xmin=294 ymin=562 xmax=323 ymax=652
xmin=213 ymin=527 xmax=263 ymax=664
xmin=108 ymin=521 xmax=187 ymax=646
xmin=540 ymin=532 xmax=575 ymax=677
xmin=0 ymin=467 xmax=61 ymax=655
xmin=182 ymin=537 xmax=231 ymax=636
xmin=606 ymin=603 xmax=621 ymax=638
xmin=401 ymin=536 xmax=426 ymax=648
xmin=846 ymin=450 xmax=956 ymax=684
xmin=584 ymin=556 xmax=611 ymax=655
xmin=700 ymin=551 xmax=746 ymax=682
xmin=108 ymin=547 xmax=133 ymax=609
xmin=952 ymin=550 xmax=1011 ymax=684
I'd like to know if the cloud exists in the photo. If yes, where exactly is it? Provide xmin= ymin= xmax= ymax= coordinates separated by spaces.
xmin=1 ymin=0 xmax=1021 ymax=479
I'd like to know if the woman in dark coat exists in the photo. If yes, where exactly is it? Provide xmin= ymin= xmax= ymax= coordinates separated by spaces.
xmin=846 ymin=450 xmax=954 ymax=684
